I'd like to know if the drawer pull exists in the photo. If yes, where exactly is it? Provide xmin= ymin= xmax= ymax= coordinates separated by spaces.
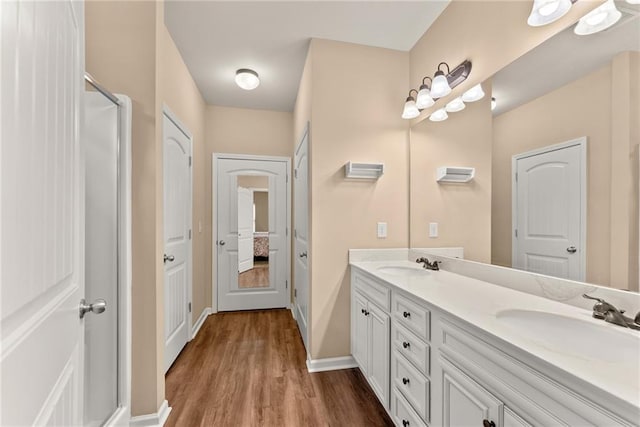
xmin=402 ymin=377 xmax=410 ymax=385
xmin=403 ymin=311 xmax=411 ymax=318
xmin=402 ymin=420 xmax=410 ymax=427
xmin=483 ymin=420 xmax=496 ymax=427
xmin=402 ymin=341 xmax=410 ymax=349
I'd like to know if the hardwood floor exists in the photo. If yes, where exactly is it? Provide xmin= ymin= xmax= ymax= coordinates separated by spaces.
xmin=165 ymin=309 xmax=393 ymax=427
xmin=238 ymin=261 xmax=269 ymax=288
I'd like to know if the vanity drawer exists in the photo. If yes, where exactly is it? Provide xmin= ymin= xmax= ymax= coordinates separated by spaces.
xmin=391 ymin=387 xmax=428 ymax=427
xmin=392 ymin=322 xmax=430 ymax=376
xmin=392 ymin=350 xmax=430 ymax=422
xmin=393 ymin=292 xmax=430 ymax=341
xmin=353 ymin=271 xmax=390 ymax=311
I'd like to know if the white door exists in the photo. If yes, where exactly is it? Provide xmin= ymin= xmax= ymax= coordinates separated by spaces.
xmin=513 ymin=139 xmax=585 ymax=281
xmin=163 ymin=113 xmax=192 ymax=372
xmin=1 ymin=1 xmax=85 ymax=425
xmin=237 ymin=187 xmax=254 ymax=273
xmin=352 ymin=292 xmax=369 ymax=370
xmin=368 ymin=303 xmax=390 ymax=408
xmin=294 ymin=127 xmax=310 ymax=351
xmin=216 ymin=156 xmax=289 ymax=311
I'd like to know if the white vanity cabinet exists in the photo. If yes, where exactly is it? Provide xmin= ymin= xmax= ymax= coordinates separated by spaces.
xmin=351 ymin=270 xmax=391 ymax=409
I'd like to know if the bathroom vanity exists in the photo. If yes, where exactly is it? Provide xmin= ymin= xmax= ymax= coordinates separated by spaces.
xmin=350 ymin=251 xmax=640 ymax=427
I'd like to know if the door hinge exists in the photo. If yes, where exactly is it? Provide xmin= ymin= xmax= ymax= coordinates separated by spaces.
xmin=286 ymin=280 xmax=288 ymax=289
xmin=294 ymin=289 xmax=297 ymax=298
xmin=515 ymin=172 xmax=518 ymax=182
xmin=189 ymin=156 xmax=192 ymax=167
xmin=294 ymin=229 xmax=298 ymax=238
xmin=294 ymin=168 xmax=298 ymax=178
xmin=189 ymin=229 xmax=192 ymax=239
xmin=286 ymin=174 xmax=289 ymax=183
xmin=515 ymin=229 xmax=518 ymax=238
xmin=286 ymin=228 xmax=289 ymax=236
xmin=188 ymin=302 xmax=192 ymax=312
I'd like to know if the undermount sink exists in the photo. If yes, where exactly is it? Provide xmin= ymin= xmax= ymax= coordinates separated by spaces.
xmin=496 ymin=309 xmax=640 ymax=363
xmin=376 ymin=266 xmax=429 ymax=277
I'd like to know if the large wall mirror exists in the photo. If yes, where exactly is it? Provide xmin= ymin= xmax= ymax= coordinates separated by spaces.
xmin=410 ymin=9 xmax=640 ymax=292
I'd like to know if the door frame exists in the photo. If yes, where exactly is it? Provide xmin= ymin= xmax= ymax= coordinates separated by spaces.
xmin=511 ymin=137 xmax=587 ymax=281
xmin=212 ymin=153 xmax=292 ymax=313
xmin=162 ymin=105 xmax=193 ymax=338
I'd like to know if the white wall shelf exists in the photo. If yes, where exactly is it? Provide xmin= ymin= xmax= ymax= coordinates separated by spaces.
xmin=436 ymin=166 xmax=475 ymax=183
xmin=345 ymin=162 xmax=384 ymax=180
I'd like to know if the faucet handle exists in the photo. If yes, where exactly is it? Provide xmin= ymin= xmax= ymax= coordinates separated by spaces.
xmin=582 ymin=294 xmax=604 ymax=303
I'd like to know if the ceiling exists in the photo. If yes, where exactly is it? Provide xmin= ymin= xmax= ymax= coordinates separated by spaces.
xmin=492 ymin=1 xmax=640 ymax=116
xmin=164 ymin=1 xmax=450 ymax=112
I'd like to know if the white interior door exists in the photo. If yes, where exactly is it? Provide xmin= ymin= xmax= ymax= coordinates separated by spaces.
xmin=1 ymin=1 xmax=85 ymax=425
xmin=216 ymin=156 xmax=289 ymax=311
xmin=237 ymin=187 xmax=254 ymax=273
xmin=294 ymin=128 xmax=310 ymax=352
xmin=163 ymin=113 xmax=192 ymax=372
xmin=513 ymin=139 xmax=585 ymax=281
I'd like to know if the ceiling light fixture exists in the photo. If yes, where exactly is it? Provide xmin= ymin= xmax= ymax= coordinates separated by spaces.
xmin=527 ymin=0 xmax=573 ymax=26
xmin=626 ymin=0 xmax=640 ymax=4
xmin=429 ymin=108 xmax=449 ymax=122
xmin=431 ymin=62 xmax=453 ymax=98
xmin=491 ymin=97 xmax=497 ymax=111
xmin=402 ymin=89 xmax=420 ymax=120
xmin=574 ymin=0 xmax=621 ymax=35
xmin=235 ymin=68 xmax=260 ymax=90
xmin=416 ymin=77 xmax=435 ymax=109
xmin=445 ymin=97 xmax=466 ymax=113
xmin=461 ymin=83 xmax=485 ymax=103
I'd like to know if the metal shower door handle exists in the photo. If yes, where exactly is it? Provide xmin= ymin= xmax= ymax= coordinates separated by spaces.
xmin=79 ymin=298 xmax=107 ymax=319
xmin=566 ymin=246 xmax=577 ymax=254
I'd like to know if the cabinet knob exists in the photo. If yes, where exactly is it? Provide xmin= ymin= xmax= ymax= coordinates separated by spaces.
xmin=361 ymin=308 xmax=366 ymax=314
xmin=483 ymin=420 xmax=496 ymax=427
xmin=402 ymin=377 xmax=410 ymax=385
xmin=402 ymin=420 xmax=410 ymax=427
xmin=402 ymin=341 xmax=410 ymax=349
xmin=403 ymin=311 xmax=411 ymax=318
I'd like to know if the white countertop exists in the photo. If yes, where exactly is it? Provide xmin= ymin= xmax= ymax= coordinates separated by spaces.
xmin=350 ymin=259 xmax=640 ymax=410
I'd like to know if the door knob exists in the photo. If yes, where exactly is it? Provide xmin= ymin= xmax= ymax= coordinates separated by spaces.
xmin=79 ymin=298 xmax=107 ymax=319
xmin=164 ymin=254 xmax=175 ymax=263
xmin=566 ymin=246 xmax=577 ymax=254
xmin=218 ymin=240 xmax=226 ymax=246
xmin=483 ymin=420 xmax=496 ymax=427
xmin=299 ymin=251 xmax=307 ymax=258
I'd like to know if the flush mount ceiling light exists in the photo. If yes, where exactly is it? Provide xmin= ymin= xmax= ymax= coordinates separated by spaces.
xmin=574 ymin=0 xmax=621 ymax=35
xmin=491 ymin=97 xmax=497 ymax=111
xmin=431 ymin=62 xmax=453 ymax=98
xmin=445 ymin=97 xmax=466 ymax=113
xmin=527 ymin=0 xmax=573 ymax=27
xmin=416 ymin=77 xmax=435 ymax=109
xmin=429 ymin=108 xmax=449 ymax=122
xmin=626 ymin=0 xmax=640 ymax=3
xmin=402 ymin=89 xmax=420 ymax=120
xmin=461 ymin=83 xmax=485 ymax=103
xmin=235 ymin=68 xmax=260 ymax=90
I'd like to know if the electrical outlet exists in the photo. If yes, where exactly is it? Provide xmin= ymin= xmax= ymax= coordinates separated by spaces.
xmin=377 ymin=222 xmax=388 ymax=239
xmin=429 ymin=222 xmax=438 ymax=238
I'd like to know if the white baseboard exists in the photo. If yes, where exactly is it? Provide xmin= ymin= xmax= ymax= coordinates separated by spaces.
xmin=306 ymin=356 xmax=358 ymax=373
xmin=191 ymin=307 xmax=211 ymax=340
xmin=103 ymin=405 xmax=129 ymax=426
xmin=290 ymin=306 xmax=296 ymax=321
xmin=129 ymin=400 xmax=171 ymax=427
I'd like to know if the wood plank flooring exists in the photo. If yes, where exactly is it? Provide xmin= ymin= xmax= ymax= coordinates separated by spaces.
xmin=165 ymin=309 xmax=393 ymax=427
xmin=238 ymin=261 xmax=269 ymax=288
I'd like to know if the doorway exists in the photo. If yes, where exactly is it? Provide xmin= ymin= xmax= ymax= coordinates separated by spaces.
xmin=512 ymin=137 xmax=586 ymax=281
xmin=294 ymin=125 xmax=310 ymax=353
xmin=214 ymin=155 xmax=291 ymax=311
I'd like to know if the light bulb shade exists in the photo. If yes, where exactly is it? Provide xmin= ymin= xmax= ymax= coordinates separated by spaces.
xmin=402 ymin=98 xmax=420 ymax=120
xmin=574 ymin=0 xmax=621 ymax=35
xmin=235 ymin=68 xmax=260 ymax=90
xmin=527 ymin=0 xmax=572 ymax=27
xmin=491 ymin=97 xmax=497 ymax=111
xmin=461 ymin=83 xmax=485 ymax=102
xmin=416 ymin=86 xmax=435 ymax=109
xmin=429 ymin=108 xmax=448 ymax=122
xmin=626 ymin=0 xmax=640 ymax=4
xmin=445 ymin=97 xmax=466 ymax=113
xmin=431 ymin=71 xmax=452 ymax=98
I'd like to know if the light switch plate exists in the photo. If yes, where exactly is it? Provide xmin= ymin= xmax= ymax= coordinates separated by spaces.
xmin=429 ymin=222 xmax=438 ymax=238
xmin=377 ymin=222 xmax=387 ymax=239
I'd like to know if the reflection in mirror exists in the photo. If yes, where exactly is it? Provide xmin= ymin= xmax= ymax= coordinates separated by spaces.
xmin=410 ymin=10 xmax=640 ymax=292
xmin=237 ymin=175 xmax=270 ymax=289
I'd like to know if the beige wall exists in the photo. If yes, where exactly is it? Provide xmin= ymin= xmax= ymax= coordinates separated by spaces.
xmin=492 ymin=53 xmax=639 ymax=291
xmin=306 ymin=39 xmax=410 ymax=359
xmin=410 ymin=85 xmax=493 ymax=263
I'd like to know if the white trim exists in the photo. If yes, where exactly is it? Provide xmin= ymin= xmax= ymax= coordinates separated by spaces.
xmin=212 ymin=153 xmax=292 ymax=312
xmin=191 ymin=307 xmax=211 ymax=340
xmin=306 ymin=356 xmax=358 ymax=373
xmin=129 ymin=400 xmax=171 ymax=427
xmin=511 ymin=137 xmax=587 ymax=282
xmin=290 ymin=306 xmax=296 ymax=320
xmin=103 ymin=405 xmax=129 ymax=427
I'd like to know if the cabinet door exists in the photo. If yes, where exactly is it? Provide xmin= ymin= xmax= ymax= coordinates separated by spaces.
xmin=352 ymin=292 xmax=369 ymax=372
xmin=441 ymin=358 xmax=502 ymax=427
xmin=504 ymin=407 xmax=532 ymax=427
xmin=368 ymin=303 xmax=390 ymax=409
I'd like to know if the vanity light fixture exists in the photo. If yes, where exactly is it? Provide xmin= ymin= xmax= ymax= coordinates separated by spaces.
xmin=461 ymin=83 xmax=485 ymax=103
xmin=626 ymin=0 xmax=640 ymax=4
xmin=429 ymin=108 xmax=449 ymax=122
xmin=527 ymin=0 xmax=573 ymax=27
xmin=402 ymin=89 xmax=420 ymax=120
xmin=574 ymin=0 xmax=621 ymax=35
xmin=235 ymin=68 xmax=260 ymax=90
xmin=445 ymin=97 xmax=466 ymax=113
xmin=431 ymin=62 xmax=453 ymax=98
xmin=416 ymin=77 xmax=435 ymax=109
xmin=491 ymin=97 xmax=497 ymax=111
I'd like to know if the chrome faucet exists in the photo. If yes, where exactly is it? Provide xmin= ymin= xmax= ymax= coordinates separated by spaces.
xmin=582 ymin=294 xmax=640 ymax=331
xmin=416 ymin=257 xmax=440 ymax=271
